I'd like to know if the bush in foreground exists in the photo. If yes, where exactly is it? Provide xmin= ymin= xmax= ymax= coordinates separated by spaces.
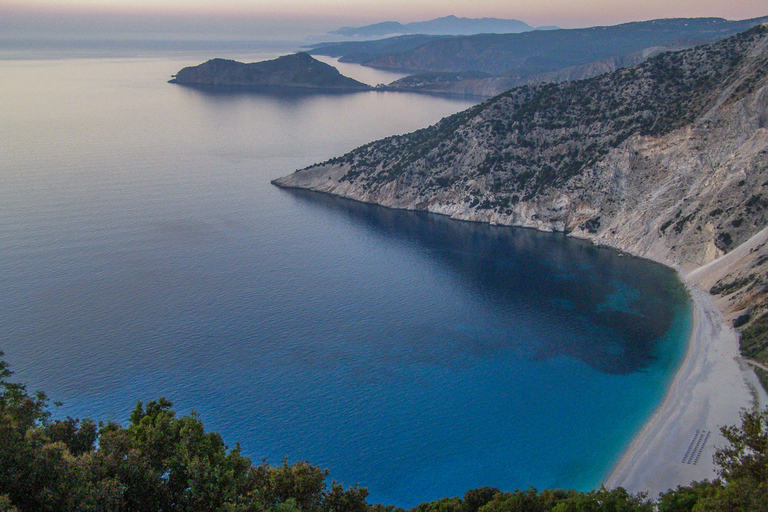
xmin=2 ymin=350 xmax=768 ymax=511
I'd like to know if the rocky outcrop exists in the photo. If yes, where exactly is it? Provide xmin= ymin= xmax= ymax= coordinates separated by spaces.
xmin=274 ymin=26 xmax=768 ymax=375
xmin=169 ymin=53 xmax=371 ymax=90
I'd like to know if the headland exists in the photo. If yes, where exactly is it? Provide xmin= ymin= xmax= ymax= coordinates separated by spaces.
xmin=273 ymin=26 xmax=768 ymax=496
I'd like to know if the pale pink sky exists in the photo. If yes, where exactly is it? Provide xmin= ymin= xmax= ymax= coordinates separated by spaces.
xmin=2 ymin=0 xmax=767 ymax=37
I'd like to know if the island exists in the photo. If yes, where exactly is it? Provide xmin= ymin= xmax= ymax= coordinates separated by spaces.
xmin=169 ymin=52 xmax=371 ymax=91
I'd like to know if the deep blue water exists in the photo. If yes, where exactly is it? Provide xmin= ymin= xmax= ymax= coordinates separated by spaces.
xmin=0 ymin=50 xmax=690 ymax=507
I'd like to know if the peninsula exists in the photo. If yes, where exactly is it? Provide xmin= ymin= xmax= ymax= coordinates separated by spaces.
xmin=274 ymin=25 xmax=768 ymax=497
xmin=169 ymin=52 xmax=371 ymax=90
xmin=311 ymin=16 xmax=768 ymax=97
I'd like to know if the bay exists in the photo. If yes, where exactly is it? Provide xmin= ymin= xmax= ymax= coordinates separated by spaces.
xmin=0 ymin=48 xmax=690 ymax=507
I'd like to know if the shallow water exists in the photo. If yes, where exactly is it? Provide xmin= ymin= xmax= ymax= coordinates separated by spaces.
xmin=0 ymin=50 xmax=690 ymax=507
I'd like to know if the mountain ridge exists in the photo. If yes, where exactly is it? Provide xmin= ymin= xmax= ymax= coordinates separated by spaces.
xmin=311 ymin=16 xmax=768 ymax=96
xmin=329 ymin=15 xmax=536 ymax=37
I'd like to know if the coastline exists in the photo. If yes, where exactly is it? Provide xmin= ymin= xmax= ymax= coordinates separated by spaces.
xmin=604 ymin=280 xmax=767 ymax=495
xmin=274 ymin=183 xmax=768 ymax=497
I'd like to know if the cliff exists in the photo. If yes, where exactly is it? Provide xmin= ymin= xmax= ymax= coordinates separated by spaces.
xmin=169 ymin=52 xmax=371 ymax=90
xmin=274 ymin=26 xmax=768 ymax=378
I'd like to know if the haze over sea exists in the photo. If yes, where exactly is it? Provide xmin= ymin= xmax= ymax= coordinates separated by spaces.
xmin=0 ymin=39 xmax=690 ymax=507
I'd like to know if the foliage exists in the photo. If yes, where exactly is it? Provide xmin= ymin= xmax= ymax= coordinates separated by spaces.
xmin=0 ymin=351 xmax=368 ymax=512
xmin=656 ymin=481 xmax=721 ymax=512
xmin=715 ymin=407 xmax=768 ymax=484
xmin=740 ymin=313 xmax=768 ymax=362
xmin=4 ymin=349 xmax=768 ymax=511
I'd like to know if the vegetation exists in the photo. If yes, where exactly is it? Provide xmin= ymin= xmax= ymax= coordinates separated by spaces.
xmin=709 ymin=252 xmax=768 ymax=391
xmin=324 ymin=25 xmax=768 ymax=209
xmin=4 ymin=350 xmax=768 ymax=511
xmin=0 ymin=352 xmax=368 ymax=512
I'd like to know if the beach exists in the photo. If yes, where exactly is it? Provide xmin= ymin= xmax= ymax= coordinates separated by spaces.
xmin=604 ymin=249 xmax=768 ymax=495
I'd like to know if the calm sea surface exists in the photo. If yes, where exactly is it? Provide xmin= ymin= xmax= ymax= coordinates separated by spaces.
xmin=0 ymin=46 xmax=690 ymax=507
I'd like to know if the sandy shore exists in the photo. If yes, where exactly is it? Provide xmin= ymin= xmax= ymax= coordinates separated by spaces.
xmin=604 ymin=280 xmax=767 ymax=496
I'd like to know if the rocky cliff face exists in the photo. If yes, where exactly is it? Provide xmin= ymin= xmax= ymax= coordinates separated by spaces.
xmin=274 ymin=26 xmax=768 ymax=373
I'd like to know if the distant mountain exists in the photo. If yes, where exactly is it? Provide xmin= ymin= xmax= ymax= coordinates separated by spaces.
xmin=312 ymin=16 xmax=768 ymax=91
xmin=330 ymin=15 xmax=535 ymax=37
xmin=169 ymin=53 xmax=371 ymax=90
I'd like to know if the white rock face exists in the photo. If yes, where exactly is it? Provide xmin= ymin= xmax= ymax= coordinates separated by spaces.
xmin=275 ymin=82 xmax=768 ymax=270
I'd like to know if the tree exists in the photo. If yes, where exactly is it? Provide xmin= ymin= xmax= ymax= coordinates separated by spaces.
xmin=46 ymin=417 xmax=98 ymax=456
xmin=0 ymin=351 xmax=373 ymax=511
xmin=463 ymin=486 xmax=499 ymax=512
xmin=478 ymin=487 xmax=545 ymax=512
xmin=413 ymin=496 xmax=463 ymax=512
xmin=692 ymin=479 xmax=768 ymax=512
xmin=714 ymin=407 xmax=768 ymax=484
xmin=0 ymin=350 xmax=61 ymax=510
xmin=323 ymin=482 xmax=369 ymax=512
xmin=550 ymin=487 xmax=651 ymax=512
xmin=656 ymin=481 xmax=720 ymax=512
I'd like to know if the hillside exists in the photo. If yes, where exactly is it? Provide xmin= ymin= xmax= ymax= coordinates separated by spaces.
xmin=169 ymin=52 xmax=371 ymax=90
xmin=275 ymin=26 xmax=768 ymax=379
xmin=382 ymin=39 xmax=697 ymax=96
xmin=312 ymin=16 xmax=768 ymax=96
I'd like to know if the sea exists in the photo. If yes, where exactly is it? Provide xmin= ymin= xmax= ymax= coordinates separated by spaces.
xmin=0 ymin=37 xmax=691 ymax=507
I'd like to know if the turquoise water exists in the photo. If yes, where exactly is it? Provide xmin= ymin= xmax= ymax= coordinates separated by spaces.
xmin=0 ymin=51 xmax=690 ymax=507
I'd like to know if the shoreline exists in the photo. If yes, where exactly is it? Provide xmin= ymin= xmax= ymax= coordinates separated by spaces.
xmin=603 ymin=280 xmax=767 ymax=496
xmin=274 ymin=186 xmax=768 ymax=497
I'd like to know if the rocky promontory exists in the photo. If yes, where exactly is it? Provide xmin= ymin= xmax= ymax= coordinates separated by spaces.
xmin=169 ymin=52 xmax=371 ymax=90
xmin=275 ymin=25 xmax=768 ymax=378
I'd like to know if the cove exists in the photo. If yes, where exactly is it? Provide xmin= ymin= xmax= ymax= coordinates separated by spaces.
xmin=0 ymin=55 xmax=690 ymax=508
xmin=245 ymin=188 xmax=693 ymax=506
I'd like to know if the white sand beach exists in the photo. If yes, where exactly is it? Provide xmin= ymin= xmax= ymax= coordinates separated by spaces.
xmin=605 ymin=229 xmax=768 ymax=497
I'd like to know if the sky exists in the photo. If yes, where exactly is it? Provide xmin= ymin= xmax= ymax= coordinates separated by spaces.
xmin=2 ymin=0 xmax=767 ymax=39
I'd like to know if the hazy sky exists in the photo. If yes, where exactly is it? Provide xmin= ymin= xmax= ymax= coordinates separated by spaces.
xmin=3 ymin=0 xmax=767 ymax=38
